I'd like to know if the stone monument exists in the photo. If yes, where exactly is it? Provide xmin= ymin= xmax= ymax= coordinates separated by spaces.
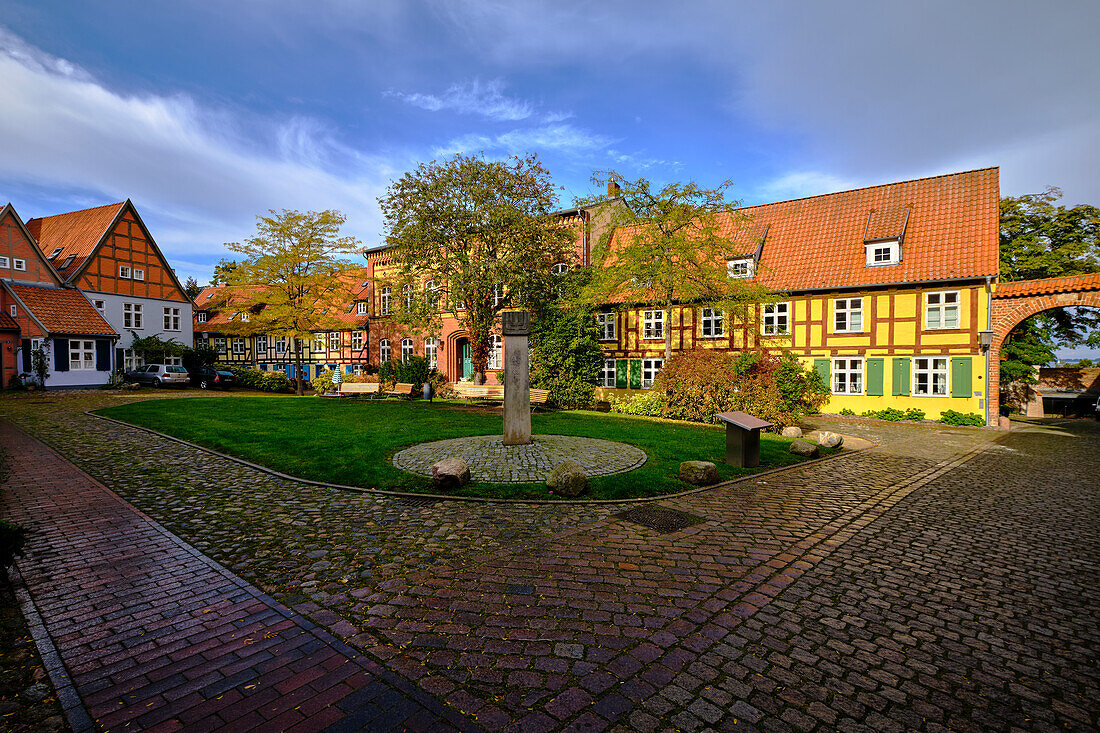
xmin=502 ymin=311 xmax=532 ymax=445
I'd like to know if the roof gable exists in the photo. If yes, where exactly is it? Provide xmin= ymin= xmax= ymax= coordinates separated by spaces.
xmin=2 ymin=281 xmax=116 ymax=336
xmin=0 ymin=204 xmax=64 ymax=285
xmin=25 ymin=202 xmax=124 ymax=281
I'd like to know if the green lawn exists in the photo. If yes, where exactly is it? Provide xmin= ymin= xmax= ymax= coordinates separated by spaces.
xmin=96 ymin=396 xmax=818 ymax=500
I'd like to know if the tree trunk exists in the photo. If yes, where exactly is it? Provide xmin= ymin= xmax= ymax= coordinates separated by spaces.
xmin=469 ymin=315 xmax=491 ymax=384
xmin=664 ymin=298 xmax=673 ymax=361
xmin=294 ymin=339 xmax=304 ymax=395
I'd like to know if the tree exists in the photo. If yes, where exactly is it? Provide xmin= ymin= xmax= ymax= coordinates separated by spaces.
xmin=222 ymin=210 xmax=363 ymax=395
xmin=378 ymin=153 xmax=576 ymax=382
xmin=529 ymin=278 xmax=604 ymax=408
xmin=575 ymin=172 xmax=771 ymax=360
xmin=184 ymin=276 xmax=202 ymax=300
xmin=1000 ymin=188 xmax=1100 ymax=383
xmin=210 ymin=260 xmax=239 ymax=286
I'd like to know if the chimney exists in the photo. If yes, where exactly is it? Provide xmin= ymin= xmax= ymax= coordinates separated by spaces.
xmin=607 ymin=181 xmax=622 ymax=197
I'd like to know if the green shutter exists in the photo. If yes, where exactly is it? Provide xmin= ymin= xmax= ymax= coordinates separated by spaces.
xmin=865 ymin=358 xmax=884 ymax=396
xmin=813 ymin=358 xmax=830 ymax=390
xmin=951 ymin=357 xmax=972 ymax=398
xmin=628 ymin=359 xmax=642 ymax=389
xmin=615 ymin=359 xmax=628 ymax=388
xmin=892 ymin=358 xmax=910 ymax=396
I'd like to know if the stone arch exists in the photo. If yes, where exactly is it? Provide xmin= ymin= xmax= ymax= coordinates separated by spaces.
xmin=988 ymin=284 xmax=1100 ymax=421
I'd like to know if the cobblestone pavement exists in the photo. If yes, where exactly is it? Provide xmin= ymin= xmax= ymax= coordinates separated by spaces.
xmin=1 ymin=392 xmax=1097 ymax=732
xmin=392 ymin=434 xmax=647 ymax=482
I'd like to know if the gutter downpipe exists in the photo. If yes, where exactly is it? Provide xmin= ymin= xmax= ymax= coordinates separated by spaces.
xmin=985 ymin=275 xmax=993 ymax=427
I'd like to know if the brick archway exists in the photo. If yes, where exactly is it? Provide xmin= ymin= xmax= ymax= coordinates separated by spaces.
xmin=989 ymin=274 xmax=1100 ymax=422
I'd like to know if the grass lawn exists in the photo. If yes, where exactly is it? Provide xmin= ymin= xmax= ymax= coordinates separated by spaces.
xmin=97 ymin=396 xmax=821 ymax=500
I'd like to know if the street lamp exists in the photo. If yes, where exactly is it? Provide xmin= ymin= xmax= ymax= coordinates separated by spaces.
xmin=979 ymin=330 xmax=995 ymax=352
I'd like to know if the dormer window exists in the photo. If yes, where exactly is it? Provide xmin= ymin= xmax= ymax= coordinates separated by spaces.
xmin=49 ymin=248 xmax=63 ymax=259
xmin=865 ymin=239 xmax=900 ymax=267
xmin=62 ymin=255 xmax=76 ymax=269
xmin=356 ymin=301 xmax=367 ymax=315
xmin=727 ymin=258 xmax=755 ymax=279
xmin=197 ymin=312 xmax=208 ymax=323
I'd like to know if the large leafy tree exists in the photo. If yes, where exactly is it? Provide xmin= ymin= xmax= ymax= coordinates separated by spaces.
xmin=378 ymin=153 xmax=576 ymax=381
xmin=575 ymin=172 xmax=771 ymax=360
xmin=222 ymin=210 xmax=363 ymax=395
xmin=999 ymin=188 xmax=1100 ymax=383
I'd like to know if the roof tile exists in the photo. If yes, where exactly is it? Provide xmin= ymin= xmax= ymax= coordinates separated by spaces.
xmin=6 ymin=283 xmax=116 ymax=336
xmin=25 ymin=203 xmax=125 ymax=280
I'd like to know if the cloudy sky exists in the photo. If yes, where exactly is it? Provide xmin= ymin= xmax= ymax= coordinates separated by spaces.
xmin=1 ymin=0 xmax=1098 ymax=294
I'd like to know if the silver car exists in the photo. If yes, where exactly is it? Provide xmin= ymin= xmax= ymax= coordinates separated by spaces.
xmin=125 ymin=364 xmax=190 ymax=388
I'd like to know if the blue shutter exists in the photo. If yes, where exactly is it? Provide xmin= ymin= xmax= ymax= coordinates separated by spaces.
xmin=54 ymin=338 xmax=69 ymax=372
xmin=95 ymin=339 xmax=110 ymax=371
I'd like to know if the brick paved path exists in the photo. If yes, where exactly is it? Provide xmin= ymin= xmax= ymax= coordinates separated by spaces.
xmin=0 ymin=421 xmax=475 ymax=733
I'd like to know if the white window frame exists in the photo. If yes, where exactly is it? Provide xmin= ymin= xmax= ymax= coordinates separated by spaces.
xmin=256 ymin=335 xmax=268 ymax=352
xmin=313 ymin=333 xmax=325 ymax=352
xmin=133 ymin=268 xmax=145 ymax=281
xmin=0 ymin=256 xmax=8 ymax=268
xmin=8 ymin=305 xmax=14 ymax=317
xmin=401 ymin=338 xmax=414 ymax=361
xmin=69 ymin=340 xmax=95 ymax=371
xmin=380 ymin=286 xmax=391 ymax=316
xmin=925 ymin=291 xmax=960 ymax=330
xmin=275 ymin=337 xmax=287 ymax=354
xmin=424 ymin=338 xmax=438 ymax=368
xmin=214 ymin=337 xmax=227 ymax=354
xmin=402 ymin=284 xmax=414 ymax=309
xmin=123 ymin=348 xmax=144 ymax=372
xmin=642 ymin=310 xmax=664 ymax=340
xmin=13 ymin=258 xmax=26 ymax=272
xmin=425 ymin=281 xmax=440 ymax=309
xmin=119 ymin=265 xmax=131 ymax=279
xmin=123 ymin=302 xmax=143 ymax=329
xmin=197 ymin=311 xmax=208 ymax=323
xmin=700 ymin=308 xmax=724 ymax=338
xmin=163 ymin=306 xmax=181 ymax=332
xmin=833 ymin=298 xmax=864 ymax=333
xmin=642 ymin=358 xmax=663 ymax=389
xmin=232 ymin=338 xmax=246 ymax=355
xmin=727 ymin=258 xmax=755 ymax=279
xmin=913 ymin=357 xmax=949 ymax=396
xmin=351 ymin=331 xmax=363 ymax=350
xmin=865 ymin=239 xmax=900 ymax=267
xmin=596 ymin=313 xmax=616 ymax=341
xmin=164 ymin=355 xmax=183 ymax=367
xmin=762 ymin=302 xmax=790 ymax=336
xmin=493 ymin=282 xmax=504 ymax=308
xmin=356 ymin=301 xmax=368 ymax=316
xmin=551 ymin=263 xmax=570 ymax=276
xmin=93 ymin=299 xmax=105 ymax=314
xmin=599 ymin=358 xmax=616 ymax=388
xmin=380 ymin=339 xmax=391 ymax=363
xmin=488 ymin=334 xmax=502 ymax=370
xmin=48 ymin=248 xmax=62 ymax=259
xmin=329 ymin=331 xmax=340 ymax=350
xmin=832 ymin=357 xmax=864 ymax=395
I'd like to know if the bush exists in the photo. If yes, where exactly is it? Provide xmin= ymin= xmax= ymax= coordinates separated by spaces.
xmin=904 ymin=408 xmax=926 ymax=421
xmin=394 ymin=356 xmax=432 ymax=389
xmin=0 ymin=520 xmax=27 ymax=568
xmin=938 ymin=409 xmax=985 ymax=426
xmin=224 ymin=366 xmax=291 ymax=393
xmin=529 ymin=301 xmax=603 ymax=409
xmin=378 ymin=360 xmax=396 ymax=386
xmin=838 ymin=407 xmax=856 ymax=416
xmin=344 ymin=373 xmax=379 ymax=384
xmin=311 ymin=369 xmax=336 ymax=394
xmin=653 ymin=349 xmax=739 ymax=422
xmin=428 ymin=371 xmax=456 ymax=399
xmin=6 ymin=374 xmax=24 ymax=390
xmin=610 ymin=391 xmax=664 ymax=417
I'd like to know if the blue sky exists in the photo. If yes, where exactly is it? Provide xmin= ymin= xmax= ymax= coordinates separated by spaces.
xmin=1 ymin=0 xmax=1098 ymax=313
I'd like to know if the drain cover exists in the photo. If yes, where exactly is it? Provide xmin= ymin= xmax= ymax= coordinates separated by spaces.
xmin=615 ymin=506 xmax=705 ymax=533
xmin=396 ymin=496 xmax=441 ymax=508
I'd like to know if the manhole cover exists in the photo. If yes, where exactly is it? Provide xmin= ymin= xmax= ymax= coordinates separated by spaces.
xmin=615 ymin=506 xmax=706 ymax=534
xmin=396 ymin=496 xmax=441 ymax=508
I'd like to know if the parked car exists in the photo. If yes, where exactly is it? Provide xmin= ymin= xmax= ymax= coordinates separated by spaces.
xmin=124 ymin=364 xmax=190 ymax=388
xmin=190 ymin=367 xmax=236 ymax=390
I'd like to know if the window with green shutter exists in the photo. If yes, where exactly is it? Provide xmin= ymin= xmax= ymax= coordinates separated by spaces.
xmin=628 ymin=359 xmax=642 ymax=389
xmin=892 ymin=358 xmax=910 ymax=395
xmin=866 ymin=358 xmax=884 ymax=396
xmin=813 ymin=358 xmax=830 ymax=388
xmin=615 ymin=359 xmax=628 ymax=389
xmin=951 ymin=357 xmax=972 ymax=398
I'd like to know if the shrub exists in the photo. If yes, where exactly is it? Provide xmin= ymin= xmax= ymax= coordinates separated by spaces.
xmin=428 ymin=371 xmax=456 ymax=399
xmin=378 ymin=360 xmax=396 ymax=386
xmin=224 ymin=366 xmax=291 ymax=393
xmin=938 ymin=409 xmax=985 ymax=426
xmin=0 ymin=520 xmax=27 ymax=568
xmin=653 ymin=349 xmax=739 ymax=422
xmin=6 ymin=374 xmax=24 ymax=390
xmin=904 ymin=408 xmax=926 ymax=421
xmin=838 ymin=407 xmax=856 ymax=416
xmin=394 ymin=356 xmax=431 ymax=389
xmin=311 ymin=369 xmax=336 ymax=394
xmin=529 ymin=301 xmax=603 ymax=409
xmin=610 ymin=391 xmax=664 ymax=417
xmin=344 ymin=373 xmax=379 ymax=384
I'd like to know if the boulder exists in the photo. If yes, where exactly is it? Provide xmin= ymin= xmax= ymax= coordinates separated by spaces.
xmin=679 ymin=460 xmax=719 ymax=486
xmin=431 ymin=457 xmax=470 ymax=491
xmin=781 ymin=426 xmax=803 ymax=439
xmin=547 ymin=461 xmax=588 ymax=498
xmin=817 ymin=431 xmax=844 ymax=449
xmin=789 ymin=440 xmax=820 ymax=458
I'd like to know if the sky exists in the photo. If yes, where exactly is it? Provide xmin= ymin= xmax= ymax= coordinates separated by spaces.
xmin=0 ymin=1 xmax=1098 ymax=358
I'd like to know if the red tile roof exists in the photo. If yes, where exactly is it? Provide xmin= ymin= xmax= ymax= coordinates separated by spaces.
xmin=25 ymin=202 xmax=124 ymax=280
xmin=994 ymin=273 xmax=1100 ymax=298
xmin=604 ymin=168 xmax=999 ymax=297
xmin=0 ymin=312 xmax=19 ymax=330
xmin=193 ymin=278 xmax=371 ymax=331
xmin=5 ymin=283 xmax=116 ymax=336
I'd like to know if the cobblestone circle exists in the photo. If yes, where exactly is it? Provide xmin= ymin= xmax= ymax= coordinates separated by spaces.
xmin=392 ymin=434 xmax=647 ymax=482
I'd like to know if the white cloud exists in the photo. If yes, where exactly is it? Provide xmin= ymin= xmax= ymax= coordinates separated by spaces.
xmin=388 ymin=78 xmax=534 ymax=121
xmin=434 ymin=123 xmax=614 ymax=157
xmin=753 ymin=171 xmax=865 ymax=203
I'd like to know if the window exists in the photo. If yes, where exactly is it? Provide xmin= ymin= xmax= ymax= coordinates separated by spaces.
xmin=163 ymin=307 xmax=181 ymax=331
xmin=642 ymin=358 xmax=663 ymax=388
xmin=834 ymin=298 xmax=863 ymax=333
xmin=313 ymin=333 xmax=325 ymax=352
xmin=61 ymin=255 xmax=76 ymax=270
xmin=276 ymin=337 xmax=287 ymax=354
xmin=380 ymin=339 xmax=391 ymax=362
xmin=256 ymin=335 xmax=268 ymax=352
xmin=123 ymin=348 xmax=143 ymax=371
xmin=48 ymin=248 xmax=63 ymax=259
xmin=596 ymin=313 xmax=616 ymax=341
xmin=425 ymin=281 xmax=440 ymax=309
xmin=424 ymin=338 xmax=437 ymax=368
xmin=197 ymin=311 xmax=208 ymax=323
xmin=214 ymin=337 xmax=227 ymax=354
xmin=493 ymin=282 xmax=504 ymax=308
xmin=356 ymin=301 xmax=368 ymax=315
xmin=700 ymin=308 xmax=724 ymax=338
xmin=551 ymin=263 xmax=570 ymax=276
xmin=0 ymin=256 xmax=8 ymax=268
xmin=727 ymin=258 xmax=755 ymax=278
xmin=69 ymin=340 xmax=95 ymax=370
xmin=351 ymin=331 xmax=363 ymax=350
xmin=865 ymin=239 xmax=900 ymax=266
xmin=329 ymin=331 xmax=340 ymax=350
xmin=832 ymin=358 xmax=864 ymax=394
xmin=239 ymin=312 xmax=249 ymax=322
xmin=14 ymin=258 xmax=26 ymax=271
xmin=164 ymin=356 xmax=183 ymax=367
xmin=642 ymin=310 xmax=664 ymax=340
xmin=401 ymin=338 xmax=414 ymax=361
xmin=380 ymin=286 xmax=391 ymax=315
xmin=599 ymin=359 xmax=616 ymax=388
xmin=133 ymin=268 xmax=145 ymax=281
xmin=123 ymin=303 xmax=143 ymax=329
xmin=403 ymin=284 xmax=414 ymax=309
xmin=913 ymin=357 xmax=948 ymax=396
xmin=488 ymin=334 xmax=502 ymax=370
xmin=8 ymin=305 xmax=14 ymax=317
xmin=232 ymin=338 xmax=246 ymax=354
xmin=93 ymin=300 xmax=105 ymax=314
xmin=762 ymin=302 xmax=789 ymax=335
xmin=119 ymin=265 xmax=131 ymax=278
xmin=925 ymin=291 xmax=960 ymax=329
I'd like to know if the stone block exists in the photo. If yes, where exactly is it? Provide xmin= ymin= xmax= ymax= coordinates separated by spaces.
xmin=431 ymin=457 xmax=470 ymax=490
xmin=817 ymin=431 xmax=844 ymax=449
xmin=789 ymin=440 xmax=820 ymax=458
xmin=781 ymin=426 xmax=803 ymax=438
xmin=547 ymin=461 xmax=588 ymax=497
xmin=678 ymin=461 xmax=719 ymax=486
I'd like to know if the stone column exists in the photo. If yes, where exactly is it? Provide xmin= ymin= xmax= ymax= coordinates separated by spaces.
xmin=502 ymin=311 xmax=532 ymax=446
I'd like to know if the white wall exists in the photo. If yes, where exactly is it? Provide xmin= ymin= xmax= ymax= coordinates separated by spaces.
xmin=16 ymin=337 xmax=113 ymax=389
xmin=85 ymin=291 xmax=193 ymax=354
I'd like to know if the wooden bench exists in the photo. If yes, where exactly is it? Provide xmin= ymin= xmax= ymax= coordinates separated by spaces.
xmin=454 ymin=383 xmax=551 ymax=407
xmin=339 ymin=382 xmax=380 ymax=395
xmin=384 ymin=382 xmax=417 ymax=398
